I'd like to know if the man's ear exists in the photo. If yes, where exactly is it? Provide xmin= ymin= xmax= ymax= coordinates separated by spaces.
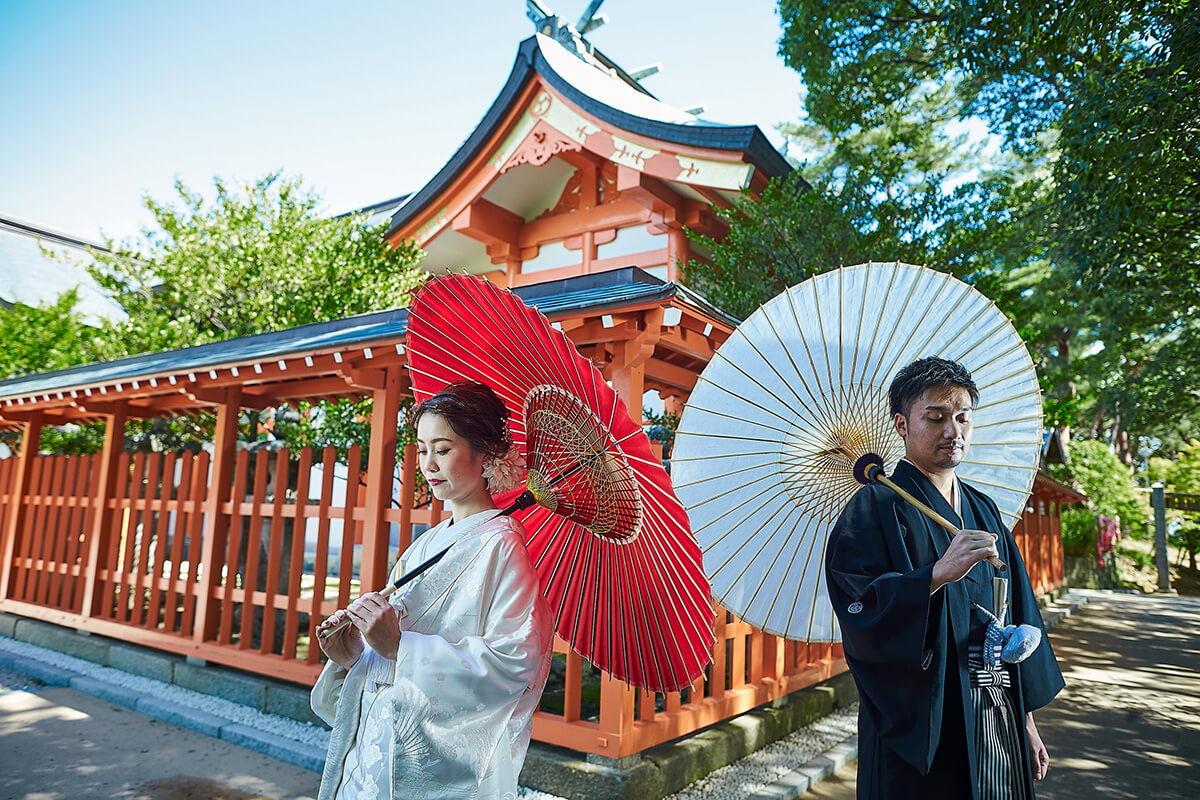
xmin=893 ymin=412 xmax=908 ymax=439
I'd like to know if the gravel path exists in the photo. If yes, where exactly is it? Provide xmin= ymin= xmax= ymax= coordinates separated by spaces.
xmin=0 ymin=664 xmax=44 ymax=694
xmin=665 ymin=705 xmax=859 ymax=800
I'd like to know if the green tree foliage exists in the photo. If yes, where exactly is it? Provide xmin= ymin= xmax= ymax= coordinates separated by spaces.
xmin=1 ymin=173 xmax=425 ymax=456
xmin=1158 ymin=440 xmax=1200 ymax=569
xmin=88 ymin=173 xmax=424 ymax=358
xmin=688 ymin=0 xmax=1197 ymax=458
xmin=1056 ymin=439 xmax=1150 ymax=537
xmin=0 ymin=289 xmax=99 ymax=378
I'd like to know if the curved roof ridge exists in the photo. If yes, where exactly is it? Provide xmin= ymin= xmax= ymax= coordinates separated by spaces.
xmin=383 ymin=35 xmax=790 ymax=240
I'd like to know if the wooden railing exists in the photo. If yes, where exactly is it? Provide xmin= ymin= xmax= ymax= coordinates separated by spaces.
xmin=0 ymin=441 xmax=1067 ymax=757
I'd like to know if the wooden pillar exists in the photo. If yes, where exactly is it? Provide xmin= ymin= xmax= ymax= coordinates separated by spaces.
xmin=396 ymin=442 xmax=417 ymax=560
xmin=79 ymin=402 xmax=128 ymax=617
xmin=598 ymin=671 xmax=636 ymax=755
xmin=0 ymin=413 xmax=43 ymax=601
xmin=598 ymin=310 xmax=664 ymax=755
xmin=610 ymin=309 xmax=663 ymax=416
xmin=194 ymin=385 xmax=242 ymax=642
xmin=361 ymin=366 xmax=401 ymax=591
xmin=666 ymin=227 xmax=688 ymax=282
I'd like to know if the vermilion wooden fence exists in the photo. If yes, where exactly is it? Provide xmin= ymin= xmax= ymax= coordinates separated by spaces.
xmin=0 ymin=438 xmax=1069 ymax=758
xmin=1013 ymin=490 xmax=1066 ymax=597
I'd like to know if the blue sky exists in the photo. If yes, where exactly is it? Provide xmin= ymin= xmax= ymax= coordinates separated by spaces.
xmin=0 ymin=1 xmax=804 ymax=243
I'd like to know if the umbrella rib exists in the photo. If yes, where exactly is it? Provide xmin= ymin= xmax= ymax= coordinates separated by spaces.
xmin=864 ymin=267 xmax=924 ymax=390
xmin=635 ymin=530 xmax=714 ymax=686
xmin=739 ymin=311 xmax=827 ymax=420
xmin=702 ymin=485 xmax=805 ymax=577
xmin=908 ymin=277 xmax=973 ymax=363
xmin=973 ymin=414 xmax=1042 ymax=429
xmin=739 ymin=504 xmax=808 ymax=625
xmin=963 ymin=458 xmax=1039 ymax=470
xmin=670 ymin=460 xmax=775 ymax=491
xmin=679 ymin=402 xmax=808 ymax=441
xmin=809 ymin=275 xmax=838 ymax=398
xmin=931 ymin=298 xmax=992 ymax=361
xmin=681 ymin=466 xmax=790 ymax=511
xmin=691 ymin=370 xmax=830 ymax=438
xmin=783 ymin=285 xmax=841 ymax=424
xmin=849 ymin=264 xmax=872 ymax=385
xmin=946 ymin=323 xmax=1014 ymax=371
xmin=786 ymin=514 xmax=829 ymax=640
xmin=862 ymin=264 xmax=903 ymax=389
xmin=974 ymin=371 xmax=1040 ymax=400
xmin=463 ymin=282 xmax=561 ymax=392
xmin=769 ymin=514 xmax=818 ymax=635
xmin=760 ymin=291 xmax=836 ymax=419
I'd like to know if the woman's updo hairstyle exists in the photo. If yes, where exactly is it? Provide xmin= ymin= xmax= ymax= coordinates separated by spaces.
xmin=410 ymin=381 xmax=512 ymax=461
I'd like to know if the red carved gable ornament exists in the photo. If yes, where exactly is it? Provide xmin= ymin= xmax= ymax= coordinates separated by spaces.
xmin=500 ymin=119 xmax=582 ymax=173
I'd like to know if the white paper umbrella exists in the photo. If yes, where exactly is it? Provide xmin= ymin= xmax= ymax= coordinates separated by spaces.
xmin=672 ymin=262 xmax=1042 ymax=642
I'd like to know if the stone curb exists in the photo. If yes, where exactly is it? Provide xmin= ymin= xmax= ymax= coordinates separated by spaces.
xmin=220 ymin=723 xmax=328 ymax=772
xmin=0 ymin=642 xmax=326 ymax=774
xmin=520 ymin=671 xmax=860 ymax=799
xmin=746 ymin=736 xmax=859 ymax=800
xmin=136 ymin=695 xmax=228 ymax=738
xmin=0 ymin=650 xmax=76 ymax=687
xmin=70 ymin=675 xmax=143 ymax=710
xmin=0 ymin=612 xmax=327 ymax=728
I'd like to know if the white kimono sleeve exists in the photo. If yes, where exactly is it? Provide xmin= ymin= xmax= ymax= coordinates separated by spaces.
xmin=387 ymin=524 xmax=550 ymax=794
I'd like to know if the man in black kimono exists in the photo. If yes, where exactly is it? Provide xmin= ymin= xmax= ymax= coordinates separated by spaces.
xmin=825 ymin=357 xmax=1064 ymax=799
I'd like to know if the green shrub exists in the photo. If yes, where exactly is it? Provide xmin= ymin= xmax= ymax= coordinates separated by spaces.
xmin=1061 ymin=506 xmax=1099 ymax=556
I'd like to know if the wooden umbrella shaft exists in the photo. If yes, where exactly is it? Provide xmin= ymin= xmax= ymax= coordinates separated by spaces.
xmin=317 ymin=459 xmax=582 ymax=641
xmin=871 ymin=471 xmax=1008 ymax=572
xmin=317 ymin=497 xmax=523 ymax=641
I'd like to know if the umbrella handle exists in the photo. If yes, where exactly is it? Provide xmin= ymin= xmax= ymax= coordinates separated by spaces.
xmin=316 ymin=483 xmax=554 ymax=642
xmin=871 ymin=470 xmax=1008 ymax=572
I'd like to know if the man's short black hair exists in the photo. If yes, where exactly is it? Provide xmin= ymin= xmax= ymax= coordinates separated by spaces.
xmin=888 ymin=357 xmax=980 ymax=417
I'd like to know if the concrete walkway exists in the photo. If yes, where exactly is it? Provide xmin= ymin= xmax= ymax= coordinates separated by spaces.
xmin=0 ymin=673 xmax=320 ymax=799
xmin=797 ymin=591 xmax=1200 ymax=799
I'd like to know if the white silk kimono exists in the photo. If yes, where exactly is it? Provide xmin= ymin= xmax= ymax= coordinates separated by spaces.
xmin=311 ymin=510 xmax=554 ymax=800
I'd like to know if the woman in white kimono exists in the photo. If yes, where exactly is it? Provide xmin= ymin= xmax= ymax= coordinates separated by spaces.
xmin=312 ymin=381 xmax=554 ymax=800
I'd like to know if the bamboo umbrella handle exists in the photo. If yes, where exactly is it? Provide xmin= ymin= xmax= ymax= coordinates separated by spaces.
xmin=316 ymin=578 xmax=405 ymax=642
xmin=872 ymin=473 xmax=1008 ymax=572
xmin=317 ymin=467 xmax=570 ymax=643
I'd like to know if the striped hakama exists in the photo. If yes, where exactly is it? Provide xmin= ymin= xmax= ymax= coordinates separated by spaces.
xmin=969 ymin=640 xmax=1030 ymax=800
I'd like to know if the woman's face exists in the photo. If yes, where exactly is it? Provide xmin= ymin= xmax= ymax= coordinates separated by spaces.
xmin=416 ymin=412 xmax=488 ymax=508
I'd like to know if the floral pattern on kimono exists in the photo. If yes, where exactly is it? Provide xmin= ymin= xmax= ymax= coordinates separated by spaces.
xmin=311 ymin=511 xmax=554 ymax=800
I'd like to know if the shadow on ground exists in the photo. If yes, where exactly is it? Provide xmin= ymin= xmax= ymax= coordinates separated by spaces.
xmin=136 ymin=776 xmax=276 ymax=800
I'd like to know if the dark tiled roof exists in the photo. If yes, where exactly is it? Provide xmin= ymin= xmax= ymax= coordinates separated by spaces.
xmin=0 ymin=267 xmax=736 ymax=400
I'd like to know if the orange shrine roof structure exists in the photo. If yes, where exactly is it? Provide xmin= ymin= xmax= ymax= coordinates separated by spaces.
xmin=377 ymin=33 xmax=792 ymax=286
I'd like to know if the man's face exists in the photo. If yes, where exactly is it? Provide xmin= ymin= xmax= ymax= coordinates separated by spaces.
xmin=893 ymin=385 xmax=974 ymax=475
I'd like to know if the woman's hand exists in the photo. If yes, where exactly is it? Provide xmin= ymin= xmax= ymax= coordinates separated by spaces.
xmin=1026 ymin=712 xmax=1049 ymax=781
xmin=316 ymin=609 xmax=364 ymax=669
xmin=345 ymin=592 xmax=402 ymax=660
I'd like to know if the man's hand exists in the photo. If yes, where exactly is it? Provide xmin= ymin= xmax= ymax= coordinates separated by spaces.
xmin=345 ymin=592 xmax=402 ymax=660
xmin=930 ymin=529 xmax=999 ymax=594
xmin=316 ymin=609 xmax=364 ymax=669
xmin=1026 ymin=712 xmax=1049 ymax=780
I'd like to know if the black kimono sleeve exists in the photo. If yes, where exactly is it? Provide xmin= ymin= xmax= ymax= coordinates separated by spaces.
xmin=825 ymin=483 xmax=947 ymax=773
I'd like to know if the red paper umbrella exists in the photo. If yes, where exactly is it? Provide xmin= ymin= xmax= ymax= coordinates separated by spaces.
xmin=405 ymin=274 xmax=713 ymax=693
